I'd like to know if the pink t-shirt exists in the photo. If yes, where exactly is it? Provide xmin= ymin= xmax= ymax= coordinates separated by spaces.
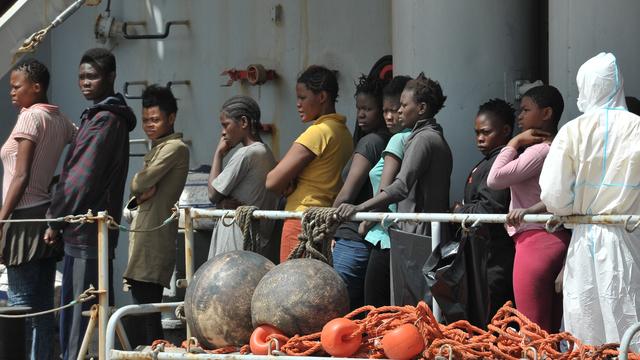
xmin=1 ymin=103 xmax=77 ymax=209
xmin=487 ymin=142 xmax=550 ymax=236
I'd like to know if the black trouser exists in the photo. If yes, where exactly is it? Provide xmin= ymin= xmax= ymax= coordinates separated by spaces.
xmin=129 ymin=279 xmax=164 ymax=347
xmin=364 ymin=245 xmax=390 ymax=307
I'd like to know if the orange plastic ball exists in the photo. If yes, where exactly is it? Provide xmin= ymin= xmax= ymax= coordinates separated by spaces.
xmin=320 ymin=318 xmax=361 ymax=357
xmin=381 ymin=324 xmax=425 ymax=360
xmin=249 ymin=324 xmax=284 ymax=355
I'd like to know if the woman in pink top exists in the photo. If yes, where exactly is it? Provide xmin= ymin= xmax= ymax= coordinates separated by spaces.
xmin=487 ymin=85 xmax=570 ymax=333
xmin=0 ymin=59 xmax=76 ymax=360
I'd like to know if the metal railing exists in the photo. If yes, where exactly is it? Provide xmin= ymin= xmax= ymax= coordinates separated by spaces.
xmin=63 ymin=207 xmax=640 ymax=359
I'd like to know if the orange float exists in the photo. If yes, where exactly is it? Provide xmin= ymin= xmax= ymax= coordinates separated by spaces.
xmin=249 ymin=324 xmax=285 ymax=355
xmin=320 ymin=318 xmax=362 ymax=357
xmin=381 ymin=323 xmax=425 ymax=360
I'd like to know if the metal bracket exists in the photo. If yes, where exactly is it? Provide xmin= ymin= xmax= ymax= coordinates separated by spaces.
xmin=166 ymin=80 xmax=191 ymax=90
xmin=129 ymin=138 xmax=152 ymax=157
xmin=221 ymin=64 xmax=277 ymax=86
xmin=123 ymin=20 xmax=189 ymax=39
xmin=123 ymin=81 xmax=148 ymax=99
xmin=123 ymin=80 xmax=190 ymax=100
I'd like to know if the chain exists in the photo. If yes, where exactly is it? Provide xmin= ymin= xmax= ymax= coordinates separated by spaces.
xmin=106 ymin=207 xmax=179 ymax=233
xmin=13 ymin=25 xmax=53 ymax=61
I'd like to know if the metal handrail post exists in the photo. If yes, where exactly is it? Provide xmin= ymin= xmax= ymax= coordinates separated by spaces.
xmin=183 ymin=207 xmax=195 ymax=339
xmin=97 ymin=211 xmax=109 ymax=360
xmin=430 ymin=221 xmax=441 ymax=323
xmin=106 ymin=302 xmax=183 ymax=359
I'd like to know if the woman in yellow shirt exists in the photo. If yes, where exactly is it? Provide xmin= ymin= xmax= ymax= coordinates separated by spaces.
xmin=266 ymin=65 xmax=353 ymax=262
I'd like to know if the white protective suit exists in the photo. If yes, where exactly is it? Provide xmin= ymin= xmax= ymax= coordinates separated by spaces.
xmin=540 ymin=52 xmax=640 ymax=346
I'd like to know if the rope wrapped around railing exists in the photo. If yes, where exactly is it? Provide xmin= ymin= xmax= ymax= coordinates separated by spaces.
xmin=188 ymin=208 xmax=640 ymax=232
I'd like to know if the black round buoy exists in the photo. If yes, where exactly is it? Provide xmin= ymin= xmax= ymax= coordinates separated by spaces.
xmin=0 ymin=306 xmax=32 ymax=360
xmin=184 ymin=251 xmax=274 ymax=349
xmin=251 ymin=258 xmax=349 ymax=336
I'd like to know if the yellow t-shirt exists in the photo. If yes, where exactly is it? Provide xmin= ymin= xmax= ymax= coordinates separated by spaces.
xmin=285 ymin=113 xmax=353 ymax=211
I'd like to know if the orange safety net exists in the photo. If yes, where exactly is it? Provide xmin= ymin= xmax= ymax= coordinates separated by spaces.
xmin=153 ymin=301 xmax=640 ymax=359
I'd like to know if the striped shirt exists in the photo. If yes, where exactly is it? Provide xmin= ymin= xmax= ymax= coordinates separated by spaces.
xmin=1 ymin=103 xmax=77 ymax=209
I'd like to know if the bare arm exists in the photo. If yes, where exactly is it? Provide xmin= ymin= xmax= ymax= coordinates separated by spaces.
xmin=266 ymin=143 xmax=316 ymax=194
xmin=0 ymin=139 xmax=36 ymax=230
xmin=208 ymin=137 xmax=233 ymax=204
xmin=377 ymin=153 xmax=401 ymax=200
xmin=333 ymin=153 xmax=372 ymax=207
xmin=336 ymin=190 xmax=395 ymax=220
xmin=337 ymin=153 xmax=402 ymax=221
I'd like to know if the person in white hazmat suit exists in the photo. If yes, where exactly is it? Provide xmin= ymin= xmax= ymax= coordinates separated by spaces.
xmin=539 ymin=52 xmax=640 ymax=346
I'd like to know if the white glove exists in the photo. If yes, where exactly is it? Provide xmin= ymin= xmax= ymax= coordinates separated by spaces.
xmin=123 ymin=197 xmax=139 ymax=224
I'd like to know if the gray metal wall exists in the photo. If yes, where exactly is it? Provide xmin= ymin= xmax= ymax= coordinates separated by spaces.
xmin=46 ymin=0 xmax=392 ymax=306
xmin=392 ymin=0 xmax=540 ymax=200
xmin=549 ymin=0 xmax=640 ymax=123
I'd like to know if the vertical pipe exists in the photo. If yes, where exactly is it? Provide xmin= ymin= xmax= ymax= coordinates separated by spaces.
xmin=430 ymin=221 xmax=441 ymax=323
xmin=183 ymin=207 xmax=195 ymax=339
xmin=97 ymin=211 xmax=109 ymax=360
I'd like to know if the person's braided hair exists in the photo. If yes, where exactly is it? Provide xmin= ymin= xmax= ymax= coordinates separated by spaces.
xmin=13 ymin=58 xmax=50 ymax=92
xmin=221 ymin=95 xmax=263 ymax=141
xmin=354 ymin=74 xmax=387 ymax=111
xmin=352 ymin=74 xmax=388 ymax=142
xmin=297 ymin=65 xmax=339 ymax=103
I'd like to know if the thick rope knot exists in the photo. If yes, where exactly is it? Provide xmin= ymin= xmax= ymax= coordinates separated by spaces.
xmin=174 ymin=304 xmax=186 ymax=321
xmin=287 ymin=207 xmax=341 ymax=264
xmin=234 ymin=206 xmax=261 ymax=252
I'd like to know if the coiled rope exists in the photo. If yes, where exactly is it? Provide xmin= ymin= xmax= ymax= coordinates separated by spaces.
xmin=234 ymin=206 xmax=261 ymax=252
xmin=287 ymin=207 xmax=341 ymax=265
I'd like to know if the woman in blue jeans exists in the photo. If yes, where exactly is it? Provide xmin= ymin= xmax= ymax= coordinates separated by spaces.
xmin=332 ymin=74 xmax=390 ymax=309
xmin=0 ymin=60 xmax=76 ymax=359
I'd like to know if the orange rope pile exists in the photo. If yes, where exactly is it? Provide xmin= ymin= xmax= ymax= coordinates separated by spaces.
xmin=265 ymin=301 xmax=640 ymax=359
xmin=151 ymin=301 xmax=640 ymax=359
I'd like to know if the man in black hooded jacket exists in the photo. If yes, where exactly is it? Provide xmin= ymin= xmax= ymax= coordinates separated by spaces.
xmin=45 ymin=48 xmax=136 ymax=360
